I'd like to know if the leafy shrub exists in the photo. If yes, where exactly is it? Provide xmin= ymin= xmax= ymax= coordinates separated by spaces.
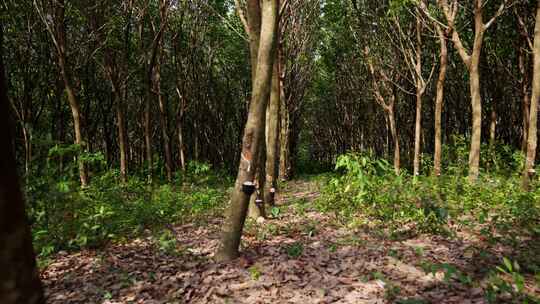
xmin=316 ymin=152 xmax=540 ymax=238
xmin=27 ymin=165 xmax=229 ymax=257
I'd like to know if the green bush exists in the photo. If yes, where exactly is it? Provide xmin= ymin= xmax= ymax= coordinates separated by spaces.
xmin=316 ymin=151 xmax=540 ymax=238
xmin=27 ymin=163 xmax=229 ymax=257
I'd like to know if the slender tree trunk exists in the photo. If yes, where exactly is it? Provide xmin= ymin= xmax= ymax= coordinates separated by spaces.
xmin=440 ymin=0 xmax=502 ymax=182
xmin=194 ymin=120 xmax=199 ymax=160
xmin=467 ymin=2 xmax=486 ymax=182
xmin=520 ymin=48 xmax=531 ymax=153
xmin=489 ymin=107 xmax=497 ymax=148
xmin=21 ymin=126 xmax=30 ymax=180
xmin=522 ymin=1 xmax=540 ymax=190
xmin=413 ymin=91 xmax=422 ymax=176
xmin=248 ymin=145 xmax=266 ymax=218
xmin=144 ymin=88 xmax=153 ymax=182
xmin=279 ymin=95 xmax=290 ymax=181
xmin=247 ymin=0 xmax=262 ymax=81
xmin=413 ymin=15 xmax=423 ymax=177
xmin=388 ymin=103 xmax=400 ymax=175
xmin=155 ymin=62 xmax=173 ymax=182
xmin=434 ymin=25 xmax=448 ymax=176
xmin=177 ymin=116 xmax=186 ymax=172
xmin=216 ymin=0 xmax=278 ymax=262
xmin=116 ymin=94 xmax=128 ymax=183
xmin=264 ymin=54 xmax=280 ymax=206
xmin=64 ymin=75 xmax=88 ymax=187
xmin=176 ymin=88 xmax=187 ymax=172
xmin=54 ymin=0 xmax=89 ymax=187
xmin=468 ymin=60 xmax=482 ymax=181
xmin=0 ymin=24 xmax=45 ymax=304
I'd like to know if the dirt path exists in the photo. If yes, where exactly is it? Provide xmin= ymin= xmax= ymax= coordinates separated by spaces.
xmin=41 ymin=179 xmax=537 ymax=303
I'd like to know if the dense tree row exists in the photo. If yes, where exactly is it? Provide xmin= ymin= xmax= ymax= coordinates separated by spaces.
xmin=4 ymin=0 xmax=318 ymax=187
xmin=306 ymin=0 xmax=540 ymax=184
xmin=2 ymin=1 xmax=540 ymax=299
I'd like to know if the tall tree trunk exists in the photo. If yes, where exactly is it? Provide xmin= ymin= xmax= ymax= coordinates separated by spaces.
xmin=279 ymin=91 xmax=290 ymax=181
xmin=413 ymin=92 xmax=422 ymax=176
xmin=216 ymin=0 xmax=278 ymax=262
xmin=413 ymin=14 xmax=423 ymax=177
xmin=246 ymin=0 xmax=262 ymax=81
xmin=144 ymin=87 xmax=153 ymax=182
xmin=63 ymin=66 xmax=88 ymax=187
xmin=468 ymin=58 xmax=482 ymax=181
xmin=489 ymin=106 xmax=497 ymax=148
xmin=177 ymin=116 xmax=186 ymax=172
xmin=175 ymin=86 xmax=187 ymax=172
xmin=440 ymin=0 xmax=505 ymax=182
xmin=434 ymin=25 xmax=448 ymax=177
xmin=264 ymin=55 xmax=280 ymax=206
xmin=45 ymin=0 xmax=89 ymax=187
xmin=466 ymin=1 xmax=486 ymax=181
xmin=21 ymin=125 xmax=31 ymax=183
xmin=155 ymin=62 xmax=173 ymax=182
xmin=0 ymin=24 xmax=44 ymax=304
xmin=520 ymin=48 xmax=531 ymax=153
xmin=248 ymin=145 xmax=266 ymax=219
xmin=116 ymin=94 xmax=128 ymax=183
xmin=522 ymin=1 xmax=540 ymax=190
xmin=388 ymin=103 xmax=400 ymax=175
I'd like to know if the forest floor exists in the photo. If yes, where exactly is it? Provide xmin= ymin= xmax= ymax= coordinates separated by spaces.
xmin=41 ymin=178 xmax=539 ymax=304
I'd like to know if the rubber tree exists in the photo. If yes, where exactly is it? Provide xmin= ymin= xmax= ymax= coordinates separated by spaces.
xmin=433 ymin=23 xmax=449 ymax=176
xmin=216 ymin=0 xmax=279 ymax=261
xmin=236 ymin=0 xmax=266 ymax=219
xmin=365 ymin=47 xmax=401 ymax=175
xmin=419 ymin=2 xmax=449 ymax=176
xmin=392 ymin=3 xmax=433 ymax=176
xmin=438 ymin=0 xmax=507 ymax=182
xmin=34 ymin=0 xmax=89 ymax=187
xmin=264 ymin=51 xmax=281 ymax=206
xmin=0 ymin=23 xmax=44 ymax=304
xmin=522 ymin=0 xmax=540 ymax=190
xmin=94 ymin=1 xmax=132 ymax=183
xmin=516 ymin=6 xmax=534 ymax=154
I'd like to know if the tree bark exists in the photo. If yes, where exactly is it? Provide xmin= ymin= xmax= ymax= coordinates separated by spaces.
xmin=113 ymin=88 xmax=128 ymax=183
xmin=440 ymin=0 xmax=503 ymax=182
xmin=413 ymin=14 xmax=423 ymax=176
xmin=0 ymin=23 xmax=45 ymax=304
xmin=264 ymin=54 xmax=280 ymax=206
xmin=155 ymin=62 xmax=173 ymax=182
xmin=465 ymin=0 xmax=486 ymax=182
xmin=44 ymin=0 xmax=89 ymax=187
xmin=388 ymin=101 xmax=400 ymax=175
xmin=216 ymin=0 xmax=278 ymax=262
xmin=468 ymin=57 xmax=482 ymax=181
xmin=247 ymin=0 xmax=262 ymax=81
xmin=520 ymin=48 xmax=531 ymax=153
xmin=522 ymin=1 xmax=540 ymax=190
xmin=248 ymin=145 xmax=266 ymax=219
xmin=434 ymin=25 xmax=448 ymax=177
xmin=279 ymin=83 xmax=291 ymax=181
xmin=489 ymin=107 xmax=497 ymax=148
xmin=144 ymin=80 xmax=153 ymax=182
xmin=175 ymin=86 xmax=187 ymax=172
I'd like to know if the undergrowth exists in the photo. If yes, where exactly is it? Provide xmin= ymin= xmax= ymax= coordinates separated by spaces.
xmin=315 ymin=138 xmax=540 ymax=302
xmin=316 ymin=138 xmax=540 ymax=239
xmin=26 ymin=149 xmax=230 ymax=259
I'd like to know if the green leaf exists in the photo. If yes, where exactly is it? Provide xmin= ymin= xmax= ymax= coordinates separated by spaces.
xmin=503 ymin=257 xmax=513 ymax=272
